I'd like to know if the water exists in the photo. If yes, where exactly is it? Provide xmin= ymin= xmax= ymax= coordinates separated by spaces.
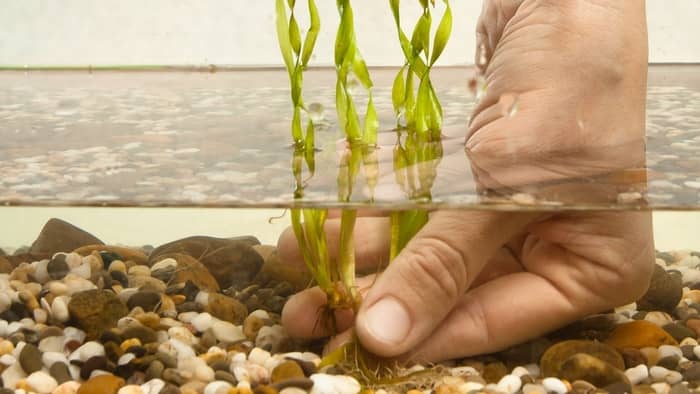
xmin=1 ymin=66 xmax=699 ymax=211
xmin=1 ymin=66 xmax=700 ymax=391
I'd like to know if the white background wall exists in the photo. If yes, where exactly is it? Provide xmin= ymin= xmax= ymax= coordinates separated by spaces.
xmin=1 ymin=0 xmax=699 ymax=66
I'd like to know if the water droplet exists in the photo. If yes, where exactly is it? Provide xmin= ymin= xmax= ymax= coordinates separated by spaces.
xmin=308 ymin=102 xmax=324 ymax=124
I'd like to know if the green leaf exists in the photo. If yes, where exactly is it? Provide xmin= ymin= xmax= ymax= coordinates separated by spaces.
xmin=404 ymin=64 xmax=416 ymax=128
xmin=430 ymin=0 xmax=452 ymax=66
xmin=301 ymin=0 xmax=320 ymax=66
xmin=352 ymin=53 xmax=373 ymax=90
xmin=392 ymin=65 xmax=407 ymax=116
xmin=363 ymin=94 xmax=378 ymax=146
xmin=275 ymin=0 xmax=295 ymax=74
xmin=335 ymin=79 xmax=348 ymax=135
xmin=415 ymin=74 xmax=431 ymax=134
xmin=410 ymin=13 xmax=431 ymax=56
xmin=289 ymin=14 xmax=302 ymax=55
xmin=334 ymin=0 xmax=354 ymax=66
xmin=292 ymin=105 xmax=303 ymax=145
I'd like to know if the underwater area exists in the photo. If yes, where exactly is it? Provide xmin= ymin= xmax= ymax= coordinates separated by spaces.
xmin=0 ymin=64 xmax=699 ymax=394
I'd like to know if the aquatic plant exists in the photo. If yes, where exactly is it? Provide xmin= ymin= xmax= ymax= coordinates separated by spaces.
xmin=390 ymin=0 xmax=453 ymax=141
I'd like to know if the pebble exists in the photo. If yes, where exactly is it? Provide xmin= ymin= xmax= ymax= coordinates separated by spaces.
xmin=495 ymin=374 xmax=521 ymax=394
xmin=606 ymin=321 xmax=679 ymax=349
xmin=211 ymin=320 xmax=246 ymax=343
xmin=19 ymin=343 xmax=43 ymax=374
xmin=309 ymin=373 xmax=360 ymax=394
xmin=626 ymin=364 xmax=650 ymax=384
xmin=26 ymin=370 xmax=58 ymax=393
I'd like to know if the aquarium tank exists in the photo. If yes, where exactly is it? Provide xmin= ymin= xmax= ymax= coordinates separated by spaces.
xmin=1 ymin=1 xmax=700 ymax=394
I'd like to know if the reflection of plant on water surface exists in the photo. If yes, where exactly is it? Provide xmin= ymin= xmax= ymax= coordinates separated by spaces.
xmin=276 ymin=0 xmax=451 ymax=384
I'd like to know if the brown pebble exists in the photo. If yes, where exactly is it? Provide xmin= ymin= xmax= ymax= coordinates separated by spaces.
xmin=540 ymin=340 xmax=625 ymax=378
xmin=287 ymin=357 xmax=317 ymax=377
xmin=605 ymin=320 xmax=678 ymax=349
xmin=482 ymin=362 xmax=508 ymax=384
xmin=571 ymin=379 xmax=598 ymax=394
xmin=77 ymin=374 xmax=125 ymax=394
xmin=270 ymin=377 xmax=314 ymax=391
xmin=559 ymin=353 xmax=631 ymax=390
xmin=434 ymin=384 xmax=461 ymax=394
xmin=620 ymin=347 xmax=648 ymax=368
xmin=253 ymin=385 xmax=279 ymax=394
xmin=271 ymin=360 xmax=305 ymax=383
xmin=244 ymin=314 xmax=266 ymax=341
xmin=214 ymin=370 xmax=238 ymax=385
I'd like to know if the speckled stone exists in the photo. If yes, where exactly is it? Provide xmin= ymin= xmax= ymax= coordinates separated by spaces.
xmin=68 ymin=289 xmax=129 ymax=339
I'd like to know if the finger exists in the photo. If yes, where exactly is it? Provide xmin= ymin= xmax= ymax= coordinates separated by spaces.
xmin=282 ymin=276 xmax=376 ymax=339
xmin=405 ymin=271 xmax=584 ymax=363
xmin=355 ymin=210 xmax=539 ymax=357
xmin=277 ymin=216 xmax=391 ymax=271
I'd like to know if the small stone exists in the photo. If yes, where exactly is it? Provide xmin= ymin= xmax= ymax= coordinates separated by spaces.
xmin=256 ymin=325 xmax=290 ymax=353
xmin=204 ymin=381 xmax=234 ymax=394
xmin=214 ymin=370 xmax=237 ymax=385
xmin=81 ymin=355 xmax=109 ymax=380
xmin=559 ymin=353 xmax=631 ymax=390
xmin=681 ymin=362 xmax=700 ymax=381
xmin=621 ymin=347 xmax=648 ymax=368
xmin=645 ymin=312 xmax=675 ymax=327
xmin=77 ymin=374 xmax=126 ymax=394
xmin=127 ymin=291 xmax=162 ymax=312
xmin=243 ymin=315 xmax=266 ymax=341
xmin=521 ymin=383 xmax=546 ymax=394
xmin=271 ymin=360 xmax=306 ymax=384
xmin=145 ymin=360 xmax=164 ymax=381
xmin=540 ymin=340 xmax=625 ymax=377
xmin=637 ymin=265 xmax=683 ymax=313
xmin=204 ymin=293 xmax=248 ymax=324
xmin=47 ymin=254 xmax=71 ymax=280
xmin=605 ymin=321 xmax=679 ymax=349
xmin=483 ymin=362 xmax=509 ymax=383
xmin=541 ymin=377 xmax=568 ymax=394
xmin=19 ymin=343 xmax=43 ymax=374
xmin=162 ymin=368 xmax=185 ymax=386
xmin=26 ymin=371 xmax=58 ymax=393
xmin=663 ymin=323 xmax=697 ymax=341
xmin=271 ymin=378 xmax=315 ymax=392
xmin=309 ymin=373 xmax=360 ymax=394
xmin=211 ymin=320 xmax=246 ymax=343
xmin=49 ymin=361 xmax=73 ymax=384
xmin=669 ymin=383 xmax=691 ymax=394
xmin=68 ymin=289 xmax=129 ymax=339
xmin=626 ymin=364 xmax=650 ymax=385
xmin=495 ymin=374 xmax=521 ymax=394
xmin=122 ymin=325 xmax=157 ymax=344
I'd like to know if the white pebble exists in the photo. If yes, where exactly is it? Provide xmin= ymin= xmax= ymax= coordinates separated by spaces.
xmin=128 ymin=265 xmax=151 ymax=276
xmin=0 ymin=362 xmax=26 ymax=389
xmin=32 ymin=259 xmax=51 ymax=284
xmin=665 ymin=370 xmax=683 ymax=385
xmin=42 ymin=351 xmax=69 ymax=369
xmin=63 ymin=274 xmax=97 ymax=295
xmin=33 ymin=308 xmax=48 ymax=324
xmin=178 ymin=311 xmax=199 ymax=324
xmin=47 ymin=281 xmax=69 ymax=296
xmin=51 ymin=297 xmax=69 ymax=323
xmin=511 ymin=366 xmax=530 ymax=378
xmin=522 ymin=383 xmax=547 ymax=394
xmin=191 ymin=312 xmax=214 ymax=332
xmin=310 ymin=373 xmax=361 ymax=394
xmin=38 ymin=335 xmax=64 ymax=353
xmin=69 ymin=341 xmax=105 ymax=362
xmin=0 ymin=354 xmax=16 ymax=365
xmin=195 ymin=364 xmax=216 ymax=382
xmin=523 ymin=363 xmax=540 ymax=377
xmin=231 ymin=352 xmax=247 ymax=365
xmin=451 ymin=366 xmax=479 ymax=377
xmin=64 ymin=253 xmax=82 ymax=268
xmin=27 ymin=370 xmax=59 ymax=393
xmin=459 ymin=381 xmax=485 ymax=393
xmin=650 ymin=365 xmax=671 ymax=381
xmin=117 ymin=385 xmax=144 ymax=394
xmin=70 ymin=262 xmax=91 ymax=279
xmin=248 ymin=347 xmax=271 ymax=366
xmin=496 ymin=374 xmax=521 ymax=394
xmin=162 ymin=338 xmax=196 ymax=361
xmin=151 ymin=258 xmax=177 ymax=272
xmin=195 ymin=291 xmax=210 ymax=306
xmin=63 ymin=326 xmax=86 ymax=344
xmin=211 ymin=320 xmax=246 ymax=343
xmin=52 ymin=381 xmax=81 ymax=394
xmin=118 ymin=353 xmax=136 ymax=366
xmin=204 ymin=381 xmax=234 ymax=394
xmin=232 ymin=365 xmax=250 ymax=383
xmin=245 ymin=363 xmax=269 ymax=383
xmin=542 ymin=377 xmax=568 ymax=394
xmin=645 ymin=311 xmax=674 ymax=327
xmin=168 ymin=326 xmax=197 ymax=346
xmin=249 ymin=309 xmax=270 ymax=320
xmin=625 ymin=364 xmax=649 ymax=385
xmin=280 ymin=388 xmax=308 ymax=394
xmin=109 ymin=260 xmax=127 ymax=273
xmin=658 ymin=345 xmax=683 ymax=359
xmin=140 ymin=378 xmax=166 ymax=394
xmin=651 ymin=382 xmax=671 ymax=394
xmin=0 ymin=292 xmax=12 ymax=313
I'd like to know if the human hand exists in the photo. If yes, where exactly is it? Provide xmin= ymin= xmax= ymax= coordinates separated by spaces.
xmin=279 ymin=0 xmax=654 ymax=363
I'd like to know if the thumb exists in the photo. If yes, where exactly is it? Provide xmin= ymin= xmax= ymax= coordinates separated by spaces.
xmin=355 ymin=210 xmax=537 ymax=357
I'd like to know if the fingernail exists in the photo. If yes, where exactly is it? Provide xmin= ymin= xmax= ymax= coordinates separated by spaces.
xmin=362 ymin=297 xmax=410 ymax=345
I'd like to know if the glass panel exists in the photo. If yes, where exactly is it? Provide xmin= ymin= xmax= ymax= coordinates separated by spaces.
xmin=1 ymin=66 xmax=698 ymax=210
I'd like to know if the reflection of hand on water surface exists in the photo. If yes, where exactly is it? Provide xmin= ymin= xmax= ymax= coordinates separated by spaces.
xmin=280 ymin=0 xmax=656 ymax=363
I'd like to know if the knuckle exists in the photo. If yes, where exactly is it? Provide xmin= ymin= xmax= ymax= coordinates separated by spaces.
xmin=399 ymin=237 xmax=468 ymax=301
